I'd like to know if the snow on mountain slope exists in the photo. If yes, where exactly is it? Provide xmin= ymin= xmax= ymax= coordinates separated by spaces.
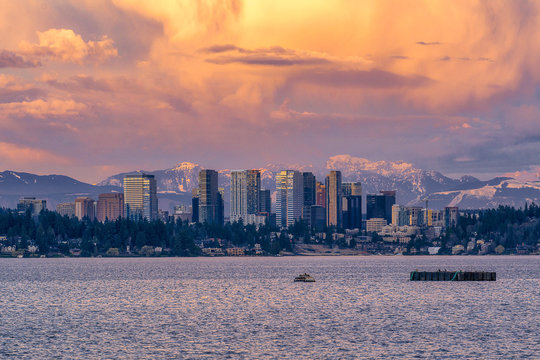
xmin=7 ymin=155 xmax=535 ymax=211
xmin=414 ymin=179 xmax=540 ymax=209
xmin=96 ymin=156 xmax=540 ymax=210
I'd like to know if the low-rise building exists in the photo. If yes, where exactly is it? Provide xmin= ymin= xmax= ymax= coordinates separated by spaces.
xmin=226 ymin=247 xmax=245 ymax=256
xmin=56 ymin=202 xmax=75 ymax=217
xmin=366 ymin=218 xmax=387 ymax=233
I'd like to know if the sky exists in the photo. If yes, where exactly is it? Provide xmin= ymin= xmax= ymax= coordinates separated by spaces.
xmin=1 ymin=0 xmax=540 ymax=183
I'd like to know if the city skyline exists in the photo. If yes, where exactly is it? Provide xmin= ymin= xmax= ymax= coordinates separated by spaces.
xmin=1 ymin=1 xmax=540 ymax=184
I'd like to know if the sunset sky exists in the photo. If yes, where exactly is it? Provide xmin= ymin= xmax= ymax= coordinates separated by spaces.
xmin=1 ymin=0 xmax=540 ymax=183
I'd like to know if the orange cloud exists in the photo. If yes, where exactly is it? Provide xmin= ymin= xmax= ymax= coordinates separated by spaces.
xmin=1 ymin=0 xmax=540 ymax=181
xmin=0 ymin=98 xmax=86 ymax=118
xmin=19 ymin=28 xmax=117 ymax=64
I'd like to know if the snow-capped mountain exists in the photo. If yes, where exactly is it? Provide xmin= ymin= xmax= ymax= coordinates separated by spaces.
xmin=2 ymin=156 xmax=539 ymax=212
xmin=98 ymin=162 xmax=202 ymax=193
xmin=96 ymin=155 xmax=540 ymax=209
xmin=0 ymin=170 xmax=121 ymax=210
xmin=415 ymin=179 xmax=540 ymax=209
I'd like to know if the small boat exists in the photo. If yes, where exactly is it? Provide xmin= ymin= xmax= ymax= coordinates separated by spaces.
xmin=294 ymin=273 xmax=315 ymax=282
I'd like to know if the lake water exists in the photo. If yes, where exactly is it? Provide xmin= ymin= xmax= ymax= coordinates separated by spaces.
xmin=0 ymin=256 xmax=538 ymax=359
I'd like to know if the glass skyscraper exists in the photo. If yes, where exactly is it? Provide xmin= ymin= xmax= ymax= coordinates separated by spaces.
xmin=124 ymin=174 xmax=158 ymax=221
xmin=275 ymin=170 xmax=303 ymax=228
xmin=230 ymin=170 xmax=261 ymax=223
xmin=198 ymin=169 xmax=223 ymax=225
xmin=325 ymin=170 xmax=342 ymax=228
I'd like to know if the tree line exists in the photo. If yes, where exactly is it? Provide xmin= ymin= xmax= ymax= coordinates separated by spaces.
xmin=1 ymin=203 xmax=539 ymax=257
xmin=442 ymin=203 xmax=540 ymax=251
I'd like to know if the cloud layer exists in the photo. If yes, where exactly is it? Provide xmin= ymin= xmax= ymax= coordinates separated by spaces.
xmin=0 ymin=0 xmax=539 ymax=182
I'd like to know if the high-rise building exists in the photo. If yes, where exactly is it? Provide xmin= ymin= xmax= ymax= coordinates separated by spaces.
xmin=309 ymin=205 xmax=326 ymax=231
xmin=275 ymin=170 xmax=303 ymax=228
xmin=230 ymin=170 xmax=244 ymax=222
xmin=124 ymin=174 xmax=158 ymax=221
xmin=230 ymin=170 xmax=261 ymax=223
xmin=407 ymin=206 xmax=423 ymax=226
xmin=380 ymin=191 xmax=396 ymax=224
xmin=198 ymin=170 xmax=222 ymax=225
xmin=17 ymin=197 xmax=47 ymax=216
xmin=75 ymin=197 xmax=95 ymax=220
xmin=302 ymin=172 xmax=317 ymax=225
xmin=316 ymin=182 xmax=326 ymax=208
xmin=342 ymin=182 xmax=362 ymax=197
xmin=97 ymin=193 xmax=124 ymax=222
xmin=259 ymin=189 xmax=271 ymax=214
xmin=444 ymin=207 xmax=459 ymax=228
xmin=424 ymin=209 xmax=444 ymax=227
xmin=191 ymin=193 xmax=199 ymax=223
xmin=216 ymin=187 xmax=225 ymax=226
xmin=392 ymin=204 xmax=409 ymax=226
xmin=56 ymin=202 xmax=75 ymax=217
xmin=342 ymin=182 xmax=362 ymax=229
xmin=366 ymin=191 xmax=395 ymax=224
xmin=343 ymin=196 xmax=362 ymax=229
xmin=325 ymin=171 xmax=342 ymax=228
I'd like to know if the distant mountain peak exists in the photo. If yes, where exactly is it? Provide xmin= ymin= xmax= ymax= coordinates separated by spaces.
xmin=171 ymin=162 xmax=199 ymax=171
xmin=326 ymin=155 xmax=420 ymax=179
xmin=459 ymin=175 xmax=480 ymax=183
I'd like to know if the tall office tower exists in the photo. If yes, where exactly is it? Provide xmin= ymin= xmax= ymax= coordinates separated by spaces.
xmin=366 ymin=191 xmax=395 ymax=224
xmin=124 ymin=174 xmax=158 ymax=221
xmin=17 ymin=197 xmax=47 ymax=216
xmin=198 ymin=169 xmax=221 ymax=224
xmin=425 ymin=209 xmax=443 ymax=227
xmin=56 ymin=202 xmax=75 ymax=217
xmin=392 ymin=204 xmax=409 ymax=226
xmin=342 ymin=182 xmax=362 ymax=197
xmin=316 ymin=182 xmax=326 ymax=208
xmin=309 ymin=205 xmax=326 ymax=231
xmin=407 ymin=206 xmax=423 ymax=226
xmin=191 ymin=192 xmax=199 ymax=223
xmin=444 ymin=206 xmax=459 ymax=228
xmin=230 ymin=170 xmax=244 ymax=222
xmin=97 ymin=193 xmax=124 ymax=222
xmin=216 ymin=187 xmax=225 ymax=226
xmin=75 ymin=197 xmax=95 ymax=220
xmin=275 ymin=170 xmax=303 ymax=228
xmin=342 ymin=181 xmax=362 ymax=229
xmin=325 ymin=171 xmax=342 ymax=228
xmin=380 ymin=191 xmax=396 ymax=224
xmin=230 ymin=170 xmax=261 ymax=223
xmin=259 ymin=189 xmax=271 ymax=214
xmin=302 ymin=172 xmax=316 ymax=224
xmin=366 ymin=194 xmax=386 ymax=220
xmin=302 ymin=172 xmax=317 ymax=209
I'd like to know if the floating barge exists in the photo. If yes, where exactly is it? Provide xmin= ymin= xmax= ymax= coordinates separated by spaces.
xmin=410 ymin=270 xmax=496 ymax=281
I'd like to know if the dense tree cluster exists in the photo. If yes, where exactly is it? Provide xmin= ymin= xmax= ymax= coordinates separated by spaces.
xmin=442 ymin=203 xmax=540 ymax=252
xmin=0 ymin=209 xmax=287 ymax=256
xmin=1 ymin=203 xmax=539 ymax=257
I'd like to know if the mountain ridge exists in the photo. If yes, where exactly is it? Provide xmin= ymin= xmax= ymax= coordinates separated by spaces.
xmin=1 ymin=156 xmax=539 ymax=212
xmin=96 ymin=155 xmax=540 ymax=210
